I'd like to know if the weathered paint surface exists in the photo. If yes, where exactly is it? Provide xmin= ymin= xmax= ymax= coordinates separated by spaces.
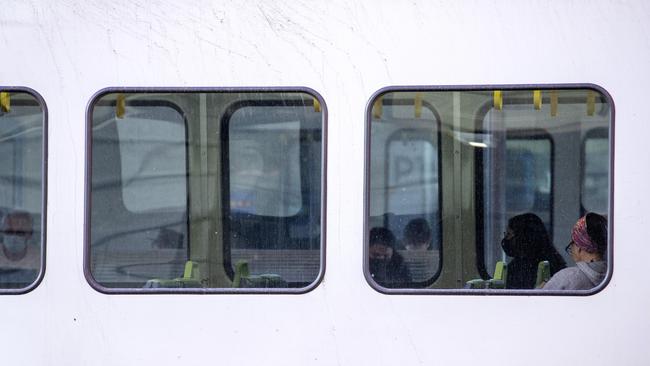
xmin=1 ymin=1 xmax=650 ymax=365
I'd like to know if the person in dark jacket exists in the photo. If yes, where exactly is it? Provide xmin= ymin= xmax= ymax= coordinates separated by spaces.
xmin=403 ymin=218 xmax=433 ymax=251
xmin=368 ymin=227 xmax=411 ymax=288
xmin=501 ymin=213 xmax=566 ymax=289
xmin=0 ymin=211 xmax=39 ymax=288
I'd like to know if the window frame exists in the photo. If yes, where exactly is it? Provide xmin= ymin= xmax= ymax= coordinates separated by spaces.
xmin=364 ymin=84 xmax=614 ymax=295
xmin=373 ymin=98 xmax=444 ymax=288
xmin=0 ymin=87 xmax=48 ymax=295
xmin=581 ymin=127 xmax=609 ymax=216
xmin=90 ymin=99 xmax=193 ymax=282
xmin=92 ymin=99 xmax=191 ymax=216
xmin=476 ymin=127 xmax=555 ymax=280
xmin=220 ymin=98 xmax=325 ymax=288
xmin=116 ymin=102 xmax=189 ymax=214
xmin=84 ymin=87 xmax=327 ymax=294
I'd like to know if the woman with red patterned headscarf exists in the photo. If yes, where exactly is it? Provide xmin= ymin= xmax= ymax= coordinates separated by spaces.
xmin=543 ymin=213 xmax=608 ymax=290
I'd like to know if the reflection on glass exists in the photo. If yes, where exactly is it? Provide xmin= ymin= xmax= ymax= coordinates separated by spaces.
xmin=227 ymin=105 xmax=322 ymax=285
xmin=367 ymin=88 xmax=611 ymax=292
xmin=0 ymin=91 xmax=44 ymax=290
xmin=583 ymin=135 xmax=609 ymax=214
xmin=484 ymin=138 xmax=552 ymax=276
xmin=89 ymin=92 xmax=324 ymax=291
xmin=369 ymin=101 xmax=441 ymax=287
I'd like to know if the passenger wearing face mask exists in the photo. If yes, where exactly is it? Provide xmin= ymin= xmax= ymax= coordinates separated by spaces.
xmin=368 ymin=227 xmax=411 ymax=288
xmin=501 ymin=213 xmax=566 ymax=289
xmin=0 ymin=211 xmax=39 ymax=285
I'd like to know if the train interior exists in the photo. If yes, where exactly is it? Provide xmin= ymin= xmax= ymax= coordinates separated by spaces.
xmin=368 ymin=89 xmax=610 ymax=290
xmin=0 ymin=92 xmax=44 ymax=289
xmin=89 ymin=92 xmax=323 ymax=289
xmin=0 ymin=88 xmax=611 ymax=293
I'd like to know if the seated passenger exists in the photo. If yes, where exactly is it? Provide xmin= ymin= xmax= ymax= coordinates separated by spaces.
xmin=369 ymin=227 xmax=411 ymax=288
xmin=403 ymin=218 xmax=432 ymax=251
xmin=0 ymin=211 xmax=39 ymax=287
xmin=501 ymin=213 xmax=566 ymax=289
xmin=543 ymin=213 xmax=607 ymax=290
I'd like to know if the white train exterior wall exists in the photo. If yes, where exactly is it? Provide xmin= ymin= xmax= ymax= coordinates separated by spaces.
xmin=1 ymin=1 xmax=649 ymax=365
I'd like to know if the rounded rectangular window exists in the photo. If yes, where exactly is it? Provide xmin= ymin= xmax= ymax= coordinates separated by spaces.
xmin=582 ymin=129 xmax=609 ymax=214
xmin=87 ymin=89 xmax=325 ymax=293
xmin=367 ymin=95 xmax=442 ymax=288
xmin=366 ymin=86 xmax=612 ymax=294
xmin=0 ymin=89 xmax=46 ymax=293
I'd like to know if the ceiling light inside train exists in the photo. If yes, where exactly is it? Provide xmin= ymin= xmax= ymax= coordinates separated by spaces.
xmin=469 ymin=141 xmax=488 ymax=148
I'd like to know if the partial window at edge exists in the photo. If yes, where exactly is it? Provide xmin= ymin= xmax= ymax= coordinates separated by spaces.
xmin=0 ymin=90 xmax=45 ymax=291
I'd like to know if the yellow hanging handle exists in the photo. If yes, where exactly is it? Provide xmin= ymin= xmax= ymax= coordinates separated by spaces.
xmin=372 ymin=96 xmax=383 ymax=119
xmin=533 ymin=90 xmax=542 ymax=110
xmin=414 ymin=92 xmax=423 ymax=118
xmin=493 ymin=90 xmax=502 ymax=111
xmin=550 ymin=90 xmax=559 ymax=117
xmin=586 ymin=90 xmax=595 ymax=116
xmin=313 ymin=98 xmax=321 ymax=113
xmin=0 ymin=92 xmax=10 ymax=113
xmin=116 ymin=94 xmax=126 ymax=119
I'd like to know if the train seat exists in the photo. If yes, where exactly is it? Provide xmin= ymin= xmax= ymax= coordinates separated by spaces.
xmin=232 ymin=260 xmax=287 ymax=288
xmin=143 ymin=260 xmax=202 ymax=288
xmin=465 ymin=261 xmax=507 ymax=289
xmin=535 ymin=261 xmax=551 ymax=288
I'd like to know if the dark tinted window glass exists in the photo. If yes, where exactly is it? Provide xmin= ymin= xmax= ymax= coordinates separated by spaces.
xmin=0 ymin=91 xmax=44 ymax=291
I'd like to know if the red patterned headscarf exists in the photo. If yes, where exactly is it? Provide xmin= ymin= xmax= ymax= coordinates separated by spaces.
xmin=571 ymin=216 xmax=598 ymax=253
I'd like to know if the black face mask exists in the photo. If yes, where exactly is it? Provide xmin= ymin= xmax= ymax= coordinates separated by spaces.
xmin=502 ymin=236 xmax=536 ymax=258
xmin=501 ymin=237 xmax=516 ymax=257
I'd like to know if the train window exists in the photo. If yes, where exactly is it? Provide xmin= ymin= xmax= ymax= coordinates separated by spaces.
xmin=87 ymin=90 xmax=325 ymax=293
xmin=483 ymin=134 xmax=552 ymax=277
xmin=366 ymin=87 xmax=612 ymax=294
xmin=116 ymin=105 xmax=187 ymax=212
xmin=224 ymin=101 xmax=323 ymax=286
xmin=368 ymin=97 xmax=442 ymax=288
xmin=227 ymin=107 xmax=302 ymax=217
xmin=0 ymin=89 xmax=46 ymax=293
xmin=582 ymin=129 xmax=609 ymax=214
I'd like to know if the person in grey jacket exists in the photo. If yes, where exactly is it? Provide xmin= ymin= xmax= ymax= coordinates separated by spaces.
xmin=543 ymin=213 xmax=607 ymax=290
